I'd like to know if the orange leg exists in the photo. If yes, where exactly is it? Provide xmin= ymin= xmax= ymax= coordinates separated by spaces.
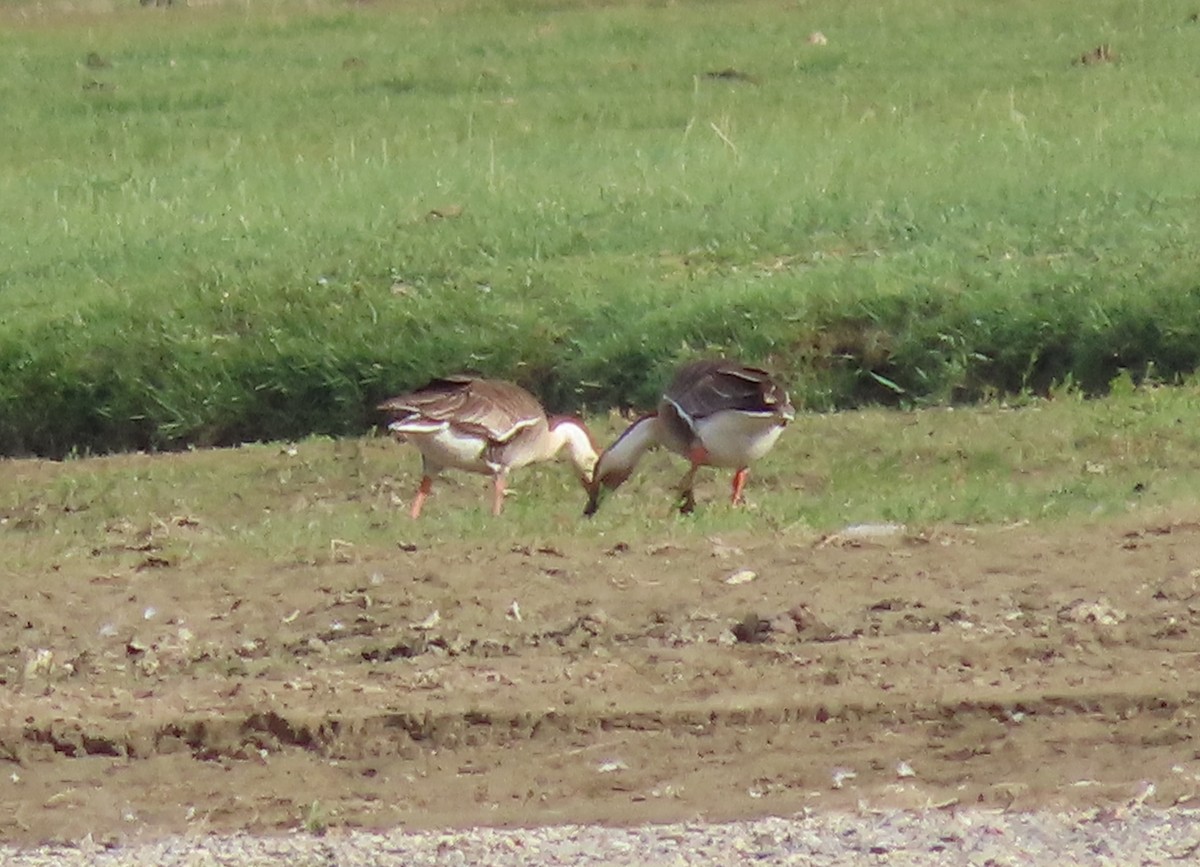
xmin=410 ymin=476 xmax=433 ymax=519
xmin=677 ymin=443 xmax=711 ymax=514
xmin=730 ymin=467 xmax=749 ymax=506
xmin=491 ymin=474 xmax=507 ymax=516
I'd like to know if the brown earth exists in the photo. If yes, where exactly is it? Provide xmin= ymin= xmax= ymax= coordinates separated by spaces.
xmin=4 ymin=504 xmax=1200 ymax=846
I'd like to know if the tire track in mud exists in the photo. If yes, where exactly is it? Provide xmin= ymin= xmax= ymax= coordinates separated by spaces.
xmin=8 ymin=688 xmax=1199 ymax=764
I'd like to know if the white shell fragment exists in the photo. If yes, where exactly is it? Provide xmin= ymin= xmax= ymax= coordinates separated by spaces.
xmin=414 ymin=610 xmax=441 ymax=631
xmin=830 ymin=767 xmax=857 ymax=789
xmin=23 ymin=649 xmax=54 ymax=680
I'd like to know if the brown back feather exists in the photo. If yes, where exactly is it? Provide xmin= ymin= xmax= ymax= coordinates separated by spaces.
xmin=663 ymin=359 xmax=791 ymax=421
xmin=378 ymin=376 xmax=546 ymax=442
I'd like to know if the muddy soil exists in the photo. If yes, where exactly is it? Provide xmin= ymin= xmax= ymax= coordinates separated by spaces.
xmin=4 ymin=507 xmax=1200 ymax=845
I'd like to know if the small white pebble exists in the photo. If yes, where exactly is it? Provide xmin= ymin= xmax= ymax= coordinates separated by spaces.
xmin=841 ymin=523 xmax=905 ymax=539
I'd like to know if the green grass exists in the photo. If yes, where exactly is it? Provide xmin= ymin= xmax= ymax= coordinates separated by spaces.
xmin=5 ymin=384 xmax=1200 ymax=578
xmin=3 ymin=0 xmax=1200 ymax=455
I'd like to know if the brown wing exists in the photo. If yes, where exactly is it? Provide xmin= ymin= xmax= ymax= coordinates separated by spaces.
xmin=378 ymin=376 xmax=545 ymax=442
xmin=662 ymin=360 xmax=792 ymax=424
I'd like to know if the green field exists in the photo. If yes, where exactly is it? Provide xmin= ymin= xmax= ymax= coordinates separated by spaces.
xmin=4 ymin=379 xmax=1200 ymax=573
xmin=3 ymin=0 xmax=1200 ymax=456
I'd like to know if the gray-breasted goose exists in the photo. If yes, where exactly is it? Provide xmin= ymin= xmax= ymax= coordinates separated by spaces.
xmin=379 ymin=376 xmax=598 ymax=518
xmin=584 ymin=360 xmax=793 ymax=515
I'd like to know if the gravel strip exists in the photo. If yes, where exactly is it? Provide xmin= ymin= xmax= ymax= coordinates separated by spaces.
xmin=5 ymin=807 xmax=1200 ymax=866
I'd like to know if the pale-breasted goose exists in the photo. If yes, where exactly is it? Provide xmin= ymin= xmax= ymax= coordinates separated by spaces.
xmin=379 ymin=376 xmax=598 ymax=518
xmin=584 ymin=360 xmax=793 ymax=515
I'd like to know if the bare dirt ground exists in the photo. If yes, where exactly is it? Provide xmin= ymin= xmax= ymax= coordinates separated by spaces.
xmin=4 ymin=504 xmax=1200 ymax=847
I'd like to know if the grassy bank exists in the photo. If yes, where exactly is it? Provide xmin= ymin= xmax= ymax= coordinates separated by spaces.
xmin=3 ymin=0 xmax=1200 ymax=456
xmin=5 ymin=382 xmax=1200 ymax=574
